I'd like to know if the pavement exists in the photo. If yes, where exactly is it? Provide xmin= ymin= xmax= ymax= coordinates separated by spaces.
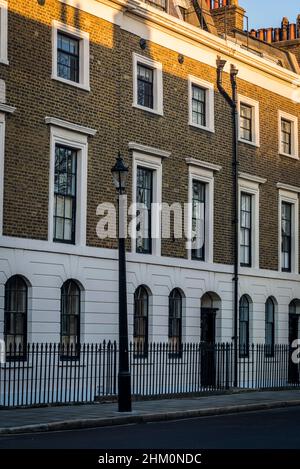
xmin=0 ymin=389 xmax=300 ymax=435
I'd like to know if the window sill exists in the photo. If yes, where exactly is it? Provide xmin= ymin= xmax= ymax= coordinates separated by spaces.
xmin=240 ymin=264 xmax=259 ymax=271
xmin=0 ymin=58 xmax=9 ymax=66
xmin=280 ymin=268 xmax=296 ymax=274
xmin=238 ymin=138 xmax=260 ymax=148
xmin=51 ymin=75 xmax=90 ymax=92
xmin=189 ymin=122 xmax=214 ymax=133
xmin=132 ymin=103 xmax=163 ymax=117
xmin=279 ymin=152 xmax=299 ymax=160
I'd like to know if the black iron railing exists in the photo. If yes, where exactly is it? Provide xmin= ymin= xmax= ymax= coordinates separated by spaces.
xmin=0 ymin=342 xmax=299 ymax=408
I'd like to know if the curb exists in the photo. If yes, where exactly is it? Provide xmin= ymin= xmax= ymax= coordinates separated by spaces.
xmin=1 ymin=399 xmax=300 ymax=435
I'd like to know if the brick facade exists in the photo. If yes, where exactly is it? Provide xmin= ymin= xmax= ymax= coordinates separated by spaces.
xmin=1 ymin=0 xmax=300 ymax=272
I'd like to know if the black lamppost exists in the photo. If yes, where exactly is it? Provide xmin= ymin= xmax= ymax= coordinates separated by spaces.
xmin=111 ymin=152 xmax=132 ymax=412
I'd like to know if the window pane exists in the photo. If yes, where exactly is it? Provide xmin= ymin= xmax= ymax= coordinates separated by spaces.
xmin=134 ymin=287 xmax=149 ymax=357
xmin=281 ymin=119 xmax=292 ymax=155
xmin=4 ymin=276 xmax=27 ymax=358
xmin=240 ymin=104 xmax=252 ymax=142
xmin=136 ymin=167 xmax=153 ymax=254
xmin=281 ymin=202 xmax=292 ymax=272
xmin=239 ymin=296 xmax=249 ymax=357
xmin=61 ymin=280 xmax=80 ymax=357
xmin=54 ymin=146 xmax=77 ymax=244
xmin=169 ymin=289 xmax=182 ymax=353
xmin=192 ymin=180 xmax=206 ymax=260
xmin=240 ymin=193 xmax=252 ymax=266
xmin=57 ymin=33 xmax=80 ymax=83
xmin=265 ymin=299 xmax=275 ymax=355
xmin=137 ymin=64 xmax=154 ymax=109
xmin=191 ymin=85 xmax=206 ymax=127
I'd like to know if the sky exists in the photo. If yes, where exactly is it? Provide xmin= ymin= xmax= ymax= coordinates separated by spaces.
xmin=241 ymin=0 xmax=299 ymax=30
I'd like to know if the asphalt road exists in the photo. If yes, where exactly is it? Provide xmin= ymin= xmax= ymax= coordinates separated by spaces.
xmin=0 ymin=406 xmax=300 ymax=449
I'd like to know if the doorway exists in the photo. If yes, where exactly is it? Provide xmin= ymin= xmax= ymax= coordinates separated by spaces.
xmin=200 ymin=292 xmax=220 ymax=387
xmin=289 ymin=300 xmax=299 ymax=384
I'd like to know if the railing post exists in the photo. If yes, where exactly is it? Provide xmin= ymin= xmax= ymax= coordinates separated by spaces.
xmin=225 ymin=342 xmax=230 ymax=390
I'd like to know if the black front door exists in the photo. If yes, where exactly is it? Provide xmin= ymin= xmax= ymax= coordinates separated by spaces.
xmin=289 ymin=314 xmax=299 ymax=383
xmin=201 ymin=308 xmax=217 ymax=387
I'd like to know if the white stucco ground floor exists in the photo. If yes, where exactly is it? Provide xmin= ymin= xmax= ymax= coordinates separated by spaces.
xmin=0 ymin=236 xmax=300 ymax=346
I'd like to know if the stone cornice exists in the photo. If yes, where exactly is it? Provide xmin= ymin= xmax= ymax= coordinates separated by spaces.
xmin=61 ymin=0 xmax=300 ymax=89
xmin=128 ymin=142 xmax=171 ymax=158
xmin=239 ymin=172 xmax=267 ymax=185
xmin=185 ymin=158 xmax=222 ymax=172
xmin=0 ymin=103 xmax=16 ymax=114
xmin=45 ymin=117 xmax=97 ymax=136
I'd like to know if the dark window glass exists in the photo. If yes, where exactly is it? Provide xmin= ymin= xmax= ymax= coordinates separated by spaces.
xmin=54 ymin=145 xmax=77 ymax=244
xmin=240 ymin=193 xmax=252 ymax=267
xmin=281 ymin=202 xmax=292 ymax=272
xmin=191 ymin=84 xmax=206 ymax=127
xmin=61 ymin=280 xmax=80 ymax=358
xmin=240 ymin=103 xmax=252 ymax=141
xmin=57 ymin=32 xmax=80 ymax=83
xmin=134 ymin=286 xmax=149 ymax=358
xmin=178 ymin=6 xmax=187 ymax=20
xmin=169 ymin=289 xmax=182 ymax=356
xmin=281 ymin=119 xmax=292 ymax=155
xmin=4 ymin=276 xmax=27 ymax=360
xmin=136 ymin=167 xmax=153 ymax=254
xmin=137 ymin=64 xmax=154 ymax=109
xmin=192 ymin=180 xmax=206 ymax=261
xmin=145 ymin=0 xmax=167 ymax=10
xmin=239 ymin=295 xmax=250 ymax=358
xmin=265 ymin=298 xmax=275 ymax=357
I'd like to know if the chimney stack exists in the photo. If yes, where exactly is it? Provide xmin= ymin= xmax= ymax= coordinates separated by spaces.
xmin=210 ymin=0 xmax=245 ymax=38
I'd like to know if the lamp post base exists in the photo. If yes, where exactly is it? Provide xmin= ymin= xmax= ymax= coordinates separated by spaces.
xmin=118 ymin=371 xmax=132 ymax=412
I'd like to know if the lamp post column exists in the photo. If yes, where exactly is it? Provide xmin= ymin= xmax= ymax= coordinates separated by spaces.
xmin=111 ymin=153 xmax=132 ymax=412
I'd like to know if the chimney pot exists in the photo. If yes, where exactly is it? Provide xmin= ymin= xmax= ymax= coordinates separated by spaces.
xmin=274 ymin=28 xmax=280 ymax=42
xmin=258 ymin=29 xmax=264 ymax=41
xmin=289 ymin=23 xmax=296 ymax=40
xmin=281 ymin=17 xmax=289 ymax=40
xmin=266 ymin=27 xmax=273 ymax=43
xmin=297 ymin=14 xmax=300 ymax=38
xmin=250 ymin=29 xmax=256 ymax=38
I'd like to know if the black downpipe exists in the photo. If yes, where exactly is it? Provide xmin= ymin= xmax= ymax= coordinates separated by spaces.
xmin=216 ymin=58 xmax=239 ymax=388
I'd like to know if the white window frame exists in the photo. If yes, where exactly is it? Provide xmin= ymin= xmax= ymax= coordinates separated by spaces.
xmin=0 ymin=0 xmax=8 ymax=65
xmin=188 ymin=75 xmax=214 ymax=133
xmin=132 ymin=53 xmax=163 ymax=116
xmin=278 ymin=110 xmax=299 ymax=160
xmin=278 ymin=188 xmax=299 ymax=274
xmin=48 ymin=125 xmax=88 ymax=247
xmin=0 ymin=113 xmax=5 ymax=236
xmin=238 ymin=95 xmax=260 ymax=147
xmin=131 ymin=150 xmax=162 ymax=257
xmin=238 ymin=176 xmax=263 ymax=270
xmin=187 ymin=163 xmax=216 ymax=264
xmin=52 ymin=20 xmax=90 ymax=91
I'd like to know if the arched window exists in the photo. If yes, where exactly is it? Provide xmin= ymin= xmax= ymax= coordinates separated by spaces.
xmin=4 ymin=275 xmax=28 ymax=359
xmin=169 ymin=289 xmax=182 ymax=354
xmin=239 ymin=295 xmax=250 ymax=358
xmin=134 ymin=286 xmax=149 ymax=357
xmin=61 ymin=280 xmax=80 ymax=357
xmin=265 ymin=298 xmax=275 ymax=357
